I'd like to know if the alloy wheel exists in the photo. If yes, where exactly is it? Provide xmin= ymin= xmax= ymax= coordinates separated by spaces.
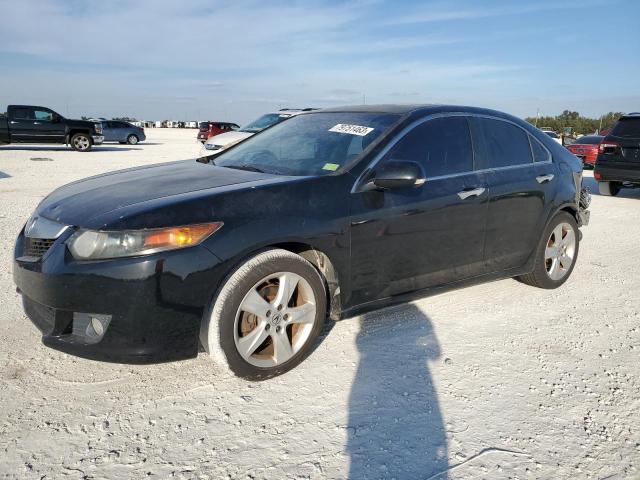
xmin=234 ymin=271 xmax=317 ymax=368
xmin=73 ymin=136 xmax=90 ymax=150
xmin=544 ymin=222 xmax=576 ymax=281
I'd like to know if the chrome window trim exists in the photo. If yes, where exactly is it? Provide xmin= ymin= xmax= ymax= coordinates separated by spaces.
xmin=351 ymin=112 xmax=552 ymax=193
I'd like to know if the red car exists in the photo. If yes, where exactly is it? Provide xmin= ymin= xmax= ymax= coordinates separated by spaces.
xmin=566 ymin=135 xmax=604 ymax=168
xmin=197 ymin=122 xmax=240 ymax=143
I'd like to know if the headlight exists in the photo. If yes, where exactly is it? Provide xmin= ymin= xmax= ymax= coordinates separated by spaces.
xmin=68 ymin=222 xmax=222 ymax=260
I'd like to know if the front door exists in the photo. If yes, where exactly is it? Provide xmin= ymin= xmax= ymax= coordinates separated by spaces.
xmin=31 ymin=108 xmax=66 ymax=143
xmin=349 ymin=115 xmax=489 ymax=306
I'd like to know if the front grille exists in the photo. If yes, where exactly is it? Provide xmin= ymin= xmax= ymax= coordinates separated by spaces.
xmin=24 ymin=238 xmax=56 ymax=259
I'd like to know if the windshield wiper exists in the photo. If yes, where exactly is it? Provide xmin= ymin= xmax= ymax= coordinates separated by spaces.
xmin=223 ymin=164 xmax=265 ymax=173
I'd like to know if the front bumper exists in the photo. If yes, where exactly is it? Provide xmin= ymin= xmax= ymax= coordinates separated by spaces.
xmin=13 ymin=227 xmax=225 ymax=364
xmin=92 ymin=135 xmax=104 ymax=145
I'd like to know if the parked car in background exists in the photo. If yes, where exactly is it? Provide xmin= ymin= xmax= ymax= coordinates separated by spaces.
xmin=0 ymin=105 xmax=103 ymax=151
xmin=14 ymin=105 xmax=590 ymax=379
xmin=102 ymin=120 xmax=146 ymax=145
xmin=566 ymin=135 xmax=604 ymax=168
xmin=541 ymin=128 xmax=563 ymax=145
xmin=200 ymin=108 xmax=317 ymax=155
xmin=594 ymin=113 xmax=640 ymax=196
xmin=197 ymin=122 xmax=240 ymax=143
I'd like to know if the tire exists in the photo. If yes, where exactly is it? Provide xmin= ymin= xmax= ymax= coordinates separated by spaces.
xmin=599 ymin=181 xmax=621 ymax=196
xmin=200 ymin=249 xmax=327 ymax=380
xmin=127 ymin=134 xmax=139 ymax=145
xmin=516 ymin=211 xmax=579 ymax=289
xmin=70 ymin=133 xmax=92 ymax=152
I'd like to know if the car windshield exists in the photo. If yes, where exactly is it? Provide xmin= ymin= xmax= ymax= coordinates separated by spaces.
xmin=212 ymin=112 xmax=401 ymax=176
xmin=573 ymin=136 xmax=603 ymax=145
xmin=199 ymin=122 xmax=209 ymax=129
xmin=239 ymin=114 xmax=291 ymax=133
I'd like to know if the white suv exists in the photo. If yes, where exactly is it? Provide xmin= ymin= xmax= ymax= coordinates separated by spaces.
xmin=199 ymin=108 xmax=317 ymax=156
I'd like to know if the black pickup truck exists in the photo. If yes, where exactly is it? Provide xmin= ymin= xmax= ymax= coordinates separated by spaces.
xmin=0 ymin=105 xmax=104 ymax=152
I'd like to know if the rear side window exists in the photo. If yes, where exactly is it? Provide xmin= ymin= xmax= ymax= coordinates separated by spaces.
xmin=12 ymin=108 xmax=31 ymax=119
xmin=473 ymin=118 xmax=533 ymax=168
xmin=386 ymin=116 xmax=473 ymax=178
xmin=611 ymin=118 xmax=640 ymax=138
xmin=529 ymin=136 xmax=550 ymax=162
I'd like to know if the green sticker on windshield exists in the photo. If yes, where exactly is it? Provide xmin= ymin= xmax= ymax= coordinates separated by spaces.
xmin=322 ymin=163 xmax=340 ymax=171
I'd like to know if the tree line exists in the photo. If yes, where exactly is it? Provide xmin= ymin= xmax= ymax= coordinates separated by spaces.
xmin=525 ymin=110 xmax=624 ymax=135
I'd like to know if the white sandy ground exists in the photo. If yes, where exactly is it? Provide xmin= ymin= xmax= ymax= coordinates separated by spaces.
xmin=0 ymin=128 xmax=639 ymax=480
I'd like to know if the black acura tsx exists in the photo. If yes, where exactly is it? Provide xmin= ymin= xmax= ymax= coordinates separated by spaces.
xmin=14 ymin=105 xmax=590 ymax=379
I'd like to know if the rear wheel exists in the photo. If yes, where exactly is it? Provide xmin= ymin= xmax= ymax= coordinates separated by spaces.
xmin=127 ymin=134 xmax=139 ymax=145
xmin=517 ymin=212 xmax=579 ymax=289
xmin=599 ymin=181 xmax=621 ymax=196
xmin=201 ymin=249 xmax=327 ymax=380
xmin=70 ymin=133 xmax=92 ymax=152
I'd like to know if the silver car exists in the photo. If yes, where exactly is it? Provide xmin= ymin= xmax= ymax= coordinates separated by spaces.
xmin=102 ymin=121 xmax=146 ymax=144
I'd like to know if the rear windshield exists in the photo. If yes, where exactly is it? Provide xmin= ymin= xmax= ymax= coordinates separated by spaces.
xmin=573 ymin=135 xmax=603 ymax=145
xmin=611 ymin=118 xmax=640 ymax=138
xmin=199 ymin=122 xmax=209 ymax=129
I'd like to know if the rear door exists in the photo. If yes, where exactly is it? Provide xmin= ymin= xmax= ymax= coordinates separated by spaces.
xmin=7 ymin=107 xmax=36 ymax=142
xmin=470 ymin=117 xmax=556 ymax=272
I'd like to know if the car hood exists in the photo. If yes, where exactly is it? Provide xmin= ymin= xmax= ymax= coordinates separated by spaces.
xmin=205 ymin=130 xmax=253 ymax=147
xmin=36 ymin=160 xmax=275 ymax=228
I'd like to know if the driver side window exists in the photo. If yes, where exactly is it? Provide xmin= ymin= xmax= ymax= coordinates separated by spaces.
xmin=385 ymin=116 xmax=474 ymax=178
xmin=33 ymin=109 xmax=53 ymax=121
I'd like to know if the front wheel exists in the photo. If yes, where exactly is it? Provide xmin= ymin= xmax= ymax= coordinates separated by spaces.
xmin=127 ymin=134 xmax=139 ymax=145
xmin=70 ymin=133 xmax=92 ymax=151
xmin=516 ymin=212 xmax=579 ymax=289
xmin=201 ymin=249 xmax=327 ymax=380
xmin=598 ymin=181 xmax=621 ymax=196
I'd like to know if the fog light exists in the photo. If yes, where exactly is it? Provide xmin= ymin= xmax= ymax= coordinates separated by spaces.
xmin=90 ymin=317 xmax=104 ymax=337
xmin=73 ymin=312 xmax=111 ymax=342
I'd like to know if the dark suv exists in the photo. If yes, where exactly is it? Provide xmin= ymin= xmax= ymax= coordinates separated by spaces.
xmin=594 ymin=113 xmax=640 ymax=196
xmin=13 ymin=105 xmax=590 ymax=379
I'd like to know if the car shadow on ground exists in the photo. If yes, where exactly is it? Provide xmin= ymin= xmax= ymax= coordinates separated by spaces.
xmin=583 ymin=176 xmax=640 ymax=199
xmin=0 ymin=171 xmax=10 ymax=179
xmin=347 ymin=304 xmax=448 ymax=479
xmin=0 ymin=146 xmax=142 ymax=152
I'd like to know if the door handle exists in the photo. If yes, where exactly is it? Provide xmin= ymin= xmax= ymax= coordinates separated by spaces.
xmin=536 ymin=174 xmax=554 ymax=184
xmin=33 ymin=122 xmax=41 ymax=125
xmin=457 ymin=187 xmax=486 ymax=200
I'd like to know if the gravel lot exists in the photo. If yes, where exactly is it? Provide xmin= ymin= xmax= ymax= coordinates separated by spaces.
xmin=1 ymin=129 xmax=639 ymax=479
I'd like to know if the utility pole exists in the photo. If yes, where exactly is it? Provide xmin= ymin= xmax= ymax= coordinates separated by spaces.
xmin=535 ymin=108 xmax=540 ymax=127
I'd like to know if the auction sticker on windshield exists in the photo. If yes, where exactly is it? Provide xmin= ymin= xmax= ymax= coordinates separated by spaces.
xmin=329 ymin=124 xmax=374 ymax=136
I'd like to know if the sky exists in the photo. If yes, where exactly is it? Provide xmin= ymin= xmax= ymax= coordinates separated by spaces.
xmin=0 ymin=0 xmax=638 ymax=124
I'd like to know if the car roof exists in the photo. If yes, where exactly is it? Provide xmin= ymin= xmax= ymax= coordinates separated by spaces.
xmin=621 ymin=112 xmax=640 ymax=119
xmin=312 ymin=104 xmax=527 ymax=123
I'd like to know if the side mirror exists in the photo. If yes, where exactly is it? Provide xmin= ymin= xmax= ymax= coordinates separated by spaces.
xmin=372 ymin=161 xmax=425 ymax=190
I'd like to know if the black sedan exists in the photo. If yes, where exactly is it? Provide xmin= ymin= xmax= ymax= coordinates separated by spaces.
xmin=14 ymin=105 xmax=590 ymax=379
